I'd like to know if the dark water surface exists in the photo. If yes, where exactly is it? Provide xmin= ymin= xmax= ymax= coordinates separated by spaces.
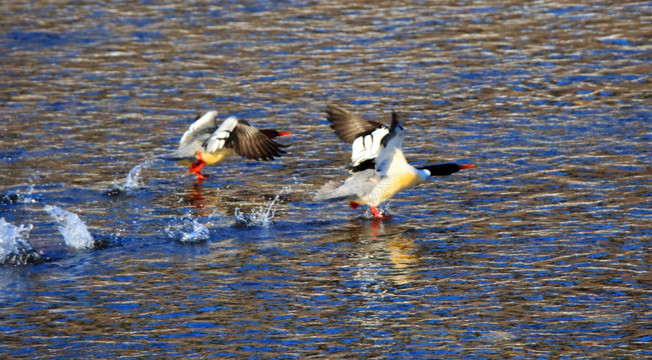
xmin=1 ymin=0 xmax=650 ymax=358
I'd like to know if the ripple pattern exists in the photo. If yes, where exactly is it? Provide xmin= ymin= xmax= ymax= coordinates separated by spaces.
xmin=0 ymin=0 xmax=650 ymax=359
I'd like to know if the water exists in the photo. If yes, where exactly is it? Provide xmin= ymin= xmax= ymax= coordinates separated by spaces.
xmin=235 ymin=185 xmax=291 ymax=227
xmin=106 ymin=160 xmax=154 ymax=196
xmin=0 ymin=218 xmax=43 ymax=265
xmin=44 ymin=205 xmax=96 ymax=249
xmin=1 ymin=0 xmax=650 ymax=358
xmin=1 ymin=186 xmax=38 ymax=205
xmin=166 ymin=216 xmax=211 ymax=243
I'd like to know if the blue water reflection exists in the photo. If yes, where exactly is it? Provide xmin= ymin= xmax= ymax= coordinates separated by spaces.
xmin=1 ymin=0 xmax=651 ymax=358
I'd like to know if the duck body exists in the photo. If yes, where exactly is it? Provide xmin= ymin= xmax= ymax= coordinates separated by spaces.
xmin=170 ymin=110 xmax=289 ymax=182
xmin=315 ymin=104 xmax=472 ymax=219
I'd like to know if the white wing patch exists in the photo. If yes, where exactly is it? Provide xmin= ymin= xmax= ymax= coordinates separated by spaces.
xmin=350 ymin=127 xmax=389 ymax=168
xmin=205 ymin=116 xmax=239 ymax=153
xmin=374 ymin=126 xmax=407 ymax=176
xmin=179 ymin=110 xmax=218 ymax=146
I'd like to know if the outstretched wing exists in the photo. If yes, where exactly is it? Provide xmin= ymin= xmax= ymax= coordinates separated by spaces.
xmin=374 ymin=116 xmax=407 ymax=177
xmin=226 ymin=120 xmax=286 ymax=160
xmin=179 ymin=110 xmax=219 ymax=148
xmin=171 ymin=110 xmax=219 ymax=159
xmin=325 ymin=104 xmax=385 ymax=143
xmin=325 ymin=104 xmax=391 ymax=172
xmin=204 ymin=116 xmax=239 ymax=153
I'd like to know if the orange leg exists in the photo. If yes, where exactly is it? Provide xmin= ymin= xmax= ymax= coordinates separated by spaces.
xmin=189 ymin=152 xmax=208 ymax=182
xmin=370 ymin=206 xmax=389 ymax=219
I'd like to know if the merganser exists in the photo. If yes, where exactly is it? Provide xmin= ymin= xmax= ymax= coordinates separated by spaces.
xmin=314 ymin=104 xmax=473 ymax=219
xmin=171 ymin=110 xmax=290 ymax=182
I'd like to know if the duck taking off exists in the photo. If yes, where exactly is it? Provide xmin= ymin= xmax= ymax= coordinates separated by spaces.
xmin=171 ymin=110 xmax=290 ymax=182
xmin=314 ymin=104 xmax=473 ymax=219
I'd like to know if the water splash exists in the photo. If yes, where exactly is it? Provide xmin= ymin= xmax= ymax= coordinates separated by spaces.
xmin=106 ymin=160 xmax=153 ymax=196
xmin=165 ymin=217 xmax=210 ymax=243
xmin=44 ymin=205 xmax=95 ymax=249
xmin=0 ymin=218 xmax=44 ymax=265
xmin=234 ymin=185 xmax=290 ymax=228
xmin=364 ymin=203 xmax=393 ymax=219
xmin=1 ymin=186 xmax=38 ymax=205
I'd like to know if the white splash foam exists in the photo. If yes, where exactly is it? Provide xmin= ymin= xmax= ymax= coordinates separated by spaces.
xmin=165 ymin=217 xmax=210 ymax=243
xmin=44 ymin=205 xmax=95 ymax=249
xmin=234 ymin=185 xmax=290 ymax=227
xmin=124 ymin=160 xmax=151 ymax=189
xmin=0 ymin=218 xmax=42 ymax=265
xmin=111 ymin=160 xmax=153 ymax=194
xmin=364 ymin=203 xmax=393 ymax=219
xmin=1 ymin=187 xmax=37 ymax=204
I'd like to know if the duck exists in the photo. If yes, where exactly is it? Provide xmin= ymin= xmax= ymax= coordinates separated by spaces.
xmin=314 ymin=104 xmax=473 ymax=219
xmin=171 ymin=110 xmax=290 ymax=182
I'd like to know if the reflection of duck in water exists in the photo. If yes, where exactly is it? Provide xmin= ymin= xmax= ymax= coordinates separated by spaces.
xmin=339 ymin=219 xmax=423 ymax=286
xmin=314 ymin=105 xmax=473 ymax=219
xmin=171 ymin=110 xmax=291 ymax=182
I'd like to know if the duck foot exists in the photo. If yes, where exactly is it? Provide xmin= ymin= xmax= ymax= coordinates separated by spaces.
xmin=189 ymin=152 xmax=208 ymax=182
xmin=370 ymin=206 xmax=390 ymax=220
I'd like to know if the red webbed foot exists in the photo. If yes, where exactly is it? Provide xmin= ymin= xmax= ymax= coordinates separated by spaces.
xmin=370 ymin=206 xmax=391 ymax=220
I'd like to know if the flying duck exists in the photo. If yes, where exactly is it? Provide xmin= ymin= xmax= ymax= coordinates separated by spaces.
xmin=314 ymin=104 xmax=472 ymax=218
xmin=171 ymin=110 xmax=290 ymax=182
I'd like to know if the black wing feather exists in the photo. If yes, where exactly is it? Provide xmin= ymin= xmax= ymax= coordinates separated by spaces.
xmin=325 ymin=104 xmax=386 ymax=144
xmin=227 ymin=121 xmax=286 ymax=160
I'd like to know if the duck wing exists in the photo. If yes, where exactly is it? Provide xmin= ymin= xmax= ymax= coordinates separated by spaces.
xmin=325 ymin=104 xmax=391 ymax=172
xmin=325 ymin=104 xmax=386 ymax=143
xmin=171 ymin=110 xmax=219 ymax=159
xmin=204 ymin=116 xmax=239 ymax=153
xmin=223 ymin=119 xmax=286 ymax=160
xmin=178 ymin=110 xmax=219 ymax=148
xmin=374 ymin=118 xmax=407 ymax=177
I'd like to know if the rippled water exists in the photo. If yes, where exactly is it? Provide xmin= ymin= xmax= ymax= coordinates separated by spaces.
xmin=1 ymin=0 xmax=650 ymax=358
